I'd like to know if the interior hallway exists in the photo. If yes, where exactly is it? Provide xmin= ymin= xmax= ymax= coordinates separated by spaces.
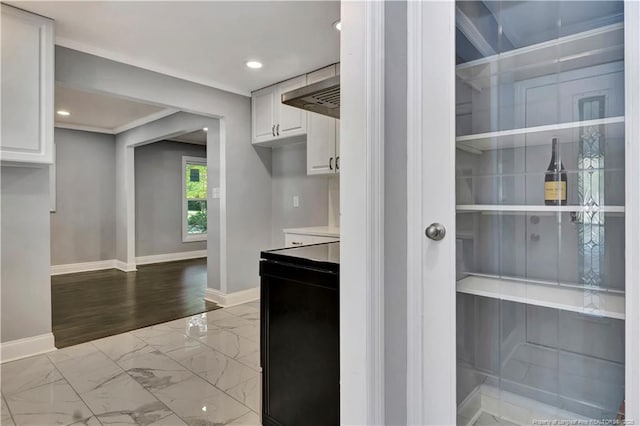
xmin=52 ymin=259 xmax=218 ymax=348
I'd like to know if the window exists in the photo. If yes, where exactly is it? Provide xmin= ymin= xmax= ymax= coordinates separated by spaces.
xmin=182 ymin=156 xmax=207 ymax=242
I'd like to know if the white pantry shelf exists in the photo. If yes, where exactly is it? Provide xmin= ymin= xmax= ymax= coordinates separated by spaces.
xmin=456 ymin=23 xmax=624 ymax=90
xmin=457 ymin=274 xmax=625 ymax=320
xmin=456 ymin=116 xmax=624 ymax=152
xmin=456 ymin=205 xmax=625 ymax=213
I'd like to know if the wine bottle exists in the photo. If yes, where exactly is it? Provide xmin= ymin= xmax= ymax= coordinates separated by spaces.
xmin=544 ymin=137 xmax=567 ymax=206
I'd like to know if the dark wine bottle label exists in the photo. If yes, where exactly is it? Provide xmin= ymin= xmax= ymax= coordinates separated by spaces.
xmin=544 ymin=181 xmax=567 ymax=201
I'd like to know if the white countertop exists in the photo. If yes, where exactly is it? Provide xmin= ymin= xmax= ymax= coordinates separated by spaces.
xmin=283 ymin=226 xmax=340 ymax=238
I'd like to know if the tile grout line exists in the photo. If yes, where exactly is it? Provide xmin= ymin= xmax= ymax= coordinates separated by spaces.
xmin=167 ymin=309 xmax=261 ymax=419
xmin=45 ymin=343 xmax=106 ymax=425
xmin=2 ymin=392 xmax=17 ymax=425
xmin=166 ymin=332 xmax=259 ymax=413
xmin=88 ymin=332 xmax=190 ymax=426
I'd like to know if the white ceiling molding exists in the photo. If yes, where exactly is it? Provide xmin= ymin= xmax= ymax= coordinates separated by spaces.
xmin=54 ymin=122 xmax=114 ymax=134
xmin=55 ymin=37 xmax=251 ymax=97
xmin=55 ymin=108 xmax=180 ymax=136
xmin=112 ymin=108 xmax=179 ymax=134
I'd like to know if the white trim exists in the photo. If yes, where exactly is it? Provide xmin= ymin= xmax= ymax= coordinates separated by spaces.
xmin=204 ymin=287 xmax=259 ymax=308
xmin=54 ymin=109 xmax=179 ymax=136
xmin=339 ymin=1 xmax=385 ymax=424
xmin=406 ymin=2 xmax=425 ymax=422
xmin=0 ymin=333 xmax=56 ymax=364
xmin=50 ymin=142 xmax=56 ymax=212
xmin=51 ymin=251 xmax=206 ymax=275
xmin=54 ymin=122 xmax=114 ymax=134
xmin=135 ymin=250 xmax=207 ymax=266
xmin=219 ymin=119 xmax=228 ymax=294
xmin=51 ymin=259 xmax=117 ymax=275
xmin=406 ymin=1 xmax=457 ymax=424
xmin=625 ymin=0 xmax=640 ymax=420
xmin=364 ymin=1 xmax=385 ymax=425
xmin=55 ymin=37 xmax=250 ymax=97
xmin=114 ymin=260 xmax=137 ymax=272
xmin=182 ymin=155 xmax=208 ymax=243
xmin=112 ymin=108 xmax=178 ymax=134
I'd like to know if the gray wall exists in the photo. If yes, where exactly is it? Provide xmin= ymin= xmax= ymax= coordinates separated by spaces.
xmin=270 ymin=142 xmax=330 ymax=247
xmin=50 ymin=128 xmax=116 ymax=265
xmin=384 ymin=1 xmax=408 ymax=424
xmin=1 ymin=166 xmax=52 ymax=342
xmin=135 ymin=140 xmax=207 ymax=256
xmin=56 ymin=46 xmax=271 ymax=294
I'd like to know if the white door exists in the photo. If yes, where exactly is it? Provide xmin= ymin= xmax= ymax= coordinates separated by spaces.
xmin=406 ymin=2 xmax=457 ymax=424
xmin=408 ymin=1 xmax=638 ymax=425
xmin=252 ymin=85 xmax=275 ymax=144
xmin=276 ymin=75 xmax=307 ymax=138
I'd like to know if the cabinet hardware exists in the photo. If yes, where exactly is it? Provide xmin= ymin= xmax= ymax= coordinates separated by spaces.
xmin=272 ymin=125 xmax=275 ymax=137
xmin=336 ymin=156 xmax=340 ymax=171
xmin=329 ymin=157 xmax=334 ymax=170
xmin=276 ymin=124 xmax=280 ymax=136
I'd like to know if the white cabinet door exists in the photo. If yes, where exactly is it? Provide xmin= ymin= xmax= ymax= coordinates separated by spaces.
xmin=307 ymin=113 xmax=336 ymax=174
xmin=252 ymin=85 xmax=276 ymax=144
xmin=335 ymin=118 xmax=340 ymax=174
xmin=275 ymin=75 xmax=307 ymax=138
xmin=1 ymin=5 xmax=54 ymax=164
xmin=306 ymin=66 xmax=338 ymax=175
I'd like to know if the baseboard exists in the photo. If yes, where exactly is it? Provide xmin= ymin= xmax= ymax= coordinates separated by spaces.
xmin=135 ymin=250 xmax=207 ymax=266
xmin=51 ymin=259 xmax=117 ymax=275
xmin=114 ymin=260 xmax=138 ymax=272
xmin=50 ymin=252 xmax=205 ymax=276
xmin=0 ymin=333 xmax=56 ymax=364
xmin=205 ymin=287 xmax=259 ymax=308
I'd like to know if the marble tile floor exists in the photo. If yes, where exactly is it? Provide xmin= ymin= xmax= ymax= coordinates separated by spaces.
xmin=1 ymin=301 xmax=262 ymax=426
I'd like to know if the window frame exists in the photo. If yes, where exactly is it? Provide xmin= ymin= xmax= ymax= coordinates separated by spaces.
xmin=182 ymin=156 xmax=208 ymax=243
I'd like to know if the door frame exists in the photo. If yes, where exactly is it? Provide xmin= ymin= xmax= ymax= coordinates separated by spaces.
xmin=406 ymin=1 xmax=457 ymax=424
xmin=339 ymin=0 xmax=386 ymax=424
xmin=404 ymin=1 xmax=640 ymax=424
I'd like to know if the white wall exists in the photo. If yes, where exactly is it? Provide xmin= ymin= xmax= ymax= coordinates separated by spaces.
xmin=50 ymin=128 xmax=116 ymax=265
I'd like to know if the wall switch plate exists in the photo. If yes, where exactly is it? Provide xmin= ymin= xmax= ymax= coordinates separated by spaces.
xmin=212 ymin=187 xmax=220 ymax=199
xmin=293 ymin=196 xmax=300 ymax=208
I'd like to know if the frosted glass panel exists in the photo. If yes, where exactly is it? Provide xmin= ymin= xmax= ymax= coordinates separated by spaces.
xmin=455 ymin=1 xmax=626 ymax=424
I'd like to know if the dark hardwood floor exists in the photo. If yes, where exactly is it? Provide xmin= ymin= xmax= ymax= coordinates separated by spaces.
xmin=52 ymin=258 xmax=219 ymax=348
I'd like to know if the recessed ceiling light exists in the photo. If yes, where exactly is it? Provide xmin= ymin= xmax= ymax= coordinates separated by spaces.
xmin=334 ymin=20 xmax=342 ymax=31
xmin=203 ymin=127 xmax=208 ymax=132
xmin=246 ymin=61 xmax=263 ymax=69
xmin=57 ymin=110 xmax=71 ymax=116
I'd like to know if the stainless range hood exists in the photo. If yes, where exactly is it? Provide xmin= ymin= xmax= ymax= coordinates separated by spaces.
xmin=281 ymin=75 xmax=340 ymax=119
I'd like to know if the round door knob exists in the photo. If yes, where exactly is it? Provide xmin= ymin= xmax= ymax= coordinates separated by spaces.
xmin=425 ymin=223 xmax=446 ymax=241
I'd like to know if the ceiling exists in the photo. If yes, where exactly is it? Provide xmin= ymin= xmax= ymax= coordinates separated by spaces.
xmin=55 ymin=85 xmax=173 ymax=133
xmin=12 ymin=1 xmax=341 ymax=96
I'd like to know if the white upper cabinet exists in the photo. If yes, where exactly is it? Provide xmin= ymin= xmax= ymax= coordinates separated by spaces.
xmin=252 ymin=75 xmax=307 ymax=145
xmin=306 ymin=65 xmax=340 ymax=175
xmin=251 ymin=85 xmax=277 ymax=144
xmin=275 ymin=75 xmax=307 ymax=138
xmin=1 ymin=5 xmax=54 ymax=165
